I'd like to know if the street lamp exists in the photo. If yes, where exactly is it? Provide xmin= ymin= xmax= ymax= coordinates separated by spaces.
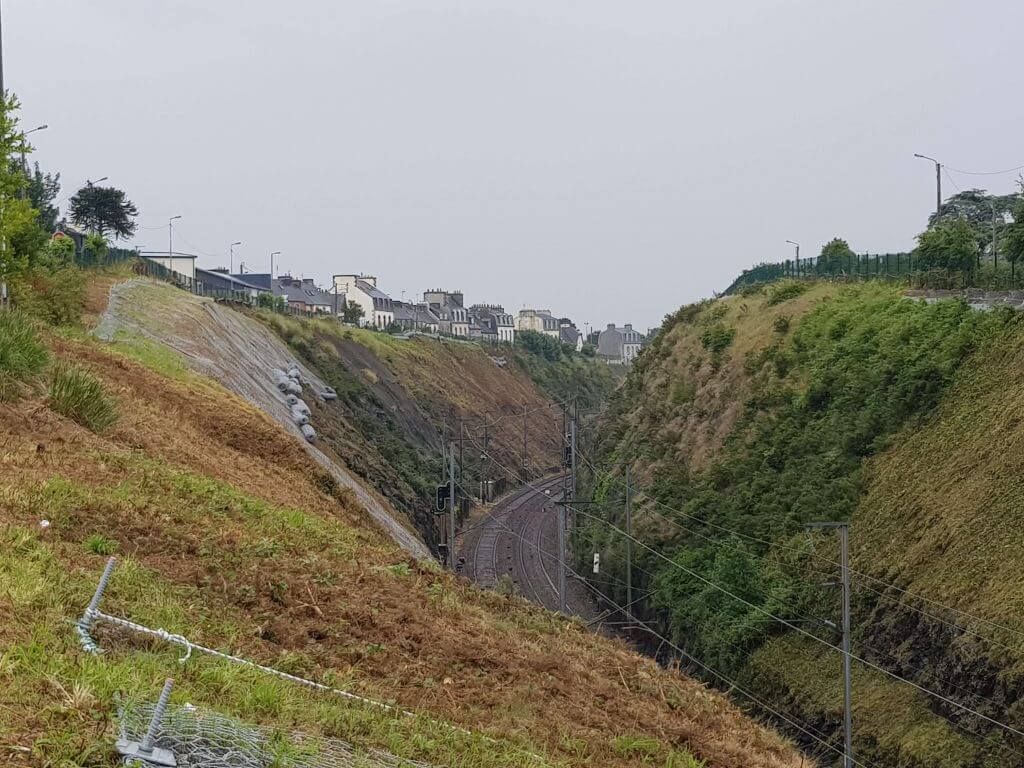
xmin=914 ymin=153 xmax=942 ymax=219
xmin=229 ymin=242 xmax=242 ymax=274
xmin=168 ymin=215 xmax=182 ymax=259
xmin=270 ymin=251 xmax=280 ymax=278
xmin=18 ymin=124 xmax=47 ymax=199
xmin=785 ymin=240 xmax=801 ymax=276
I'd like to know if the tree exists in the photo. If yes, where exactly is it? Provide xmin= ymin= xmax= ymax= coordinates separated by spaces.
xmin=818 ymin=237 xmax=856 ymax=275
xmin=0 ymin=94 xmax=43 ymax=303
xmin=930 ymin=188 xmax=1021 ymax=259
xmin=515 ymin=329 xmax=562 ymax=362
xmin=342 ymin=301 xmax=365 ymax=324
xmin=25 ymin=162 xmax=60 ymax=233
xmin=68 ymin=185 xmax=138 ymax=239
xmin=914 ymin=219 xmax=979 ymax=281
xmin=1004 ymin=196 xmax=1024 ymax=274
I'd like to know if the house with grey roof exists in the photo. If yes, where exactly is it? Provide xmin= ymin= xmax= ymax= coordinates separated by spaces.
xmin=598 ymin=323 xmax=647 ymax=365
xmin=469 ymin=304 xmax=515 ymax=344
xmin=517 ymin=309 xmax=560 ymax=339
xmin=333 ymin=274 xmax=395 ymax=329
xmin=232 ymin=273 xmax=339 ymax=315
xmin=558 ymin=318 xmax=583 ymax=352
xmin=424 ymin=289 xmax=469 ymax=337
xmin=197 ymin=268 xmax=268 ymax=300
xmin=393 ymin=301 xmax=441 ymax=333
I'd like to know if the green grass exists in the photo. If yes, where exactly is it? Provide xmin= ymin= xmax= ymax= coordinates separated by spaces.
xmin=0 ymin=525 xmax=554 ymax=768
xmin=0 ymin=310 xmax=49 ymax=402
xmin=111 ymin=329 xmax=190 ymax=380
xmin=48 ymin=362 xmax=119 ymax=432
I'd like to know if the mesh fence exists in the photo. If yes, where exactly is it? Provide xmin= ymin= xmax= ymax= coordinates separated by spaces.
xmin=118 ymin=700 xmax=433 ymax=768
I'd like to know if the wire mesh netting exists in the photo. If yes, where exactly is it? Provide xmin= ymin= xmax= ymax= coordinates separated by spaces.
xmin=118 ymin=700 xmax=433 ymax=768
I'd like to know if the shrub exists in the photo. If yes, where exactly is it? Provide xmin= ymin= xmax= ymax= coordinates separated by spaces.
xmin=772 ymin=315 xmax=791 ymax=334
xmin=699 ymin=324 xmax=735 ymax=354
xmin=10 ymin=265 xmax=86 ymax=326
xmin=766 ymin=281 xmax=808 ymax=306
xmin=48 ymin=362 xmax=118 ymax=432
xmin=0 ymin=310 xmax=48 ymax=402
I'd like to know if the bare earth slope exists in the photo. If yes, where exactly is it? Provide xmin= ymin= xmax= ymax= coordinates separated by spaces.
xmin=94 ymin=278 xmax=430 ymax=559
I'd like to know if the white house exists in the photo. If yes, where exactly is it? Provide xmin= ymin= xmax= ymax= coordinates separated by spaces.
xmin=333 ymin=274 xmax=394 ymax=329
xmin=517 ymin=309 xmax=560 ymax=339
xmin=140 ymin=251 xmax=197 ymax=282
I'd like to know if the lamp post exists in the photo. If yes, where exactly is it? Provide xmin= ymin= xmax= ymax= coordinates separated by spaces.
xmin=168 ymin=215 xmax=182 ymax=261
xmin=229 ymin=241 xmax=241 ymax=274
xmin=19 ymin=124 xmax=47 ymax=195
xmin=786 ymin=239 xmax=801 ymax=277
xmin=270 ymin=250 xmax=280 ymax=279
xmin=914 ymin=153 xmax=942 ymax=220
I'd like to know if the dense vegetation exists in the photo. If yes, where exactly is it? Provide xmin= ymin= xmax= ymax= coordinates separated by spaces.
xmin=726 ymin=187 xmax=1024 ymax=295
xmin=581 ymin=282 xmax=1022 ymax=764
xmin=513 ymin=329 xmax=617 ymax=410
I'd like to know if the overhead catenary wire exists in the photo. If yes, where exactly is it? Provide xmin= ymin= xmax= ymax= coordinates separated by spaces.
xmin=454 ymin=447 xmax=875 ymax=768
xmin=568 ymin=505 xmax=1024 ymax=743
xmin=573 ymin=446 xmax=1024 ymax=647
xmin=944 ymin=162 xmax=1024 ymax=177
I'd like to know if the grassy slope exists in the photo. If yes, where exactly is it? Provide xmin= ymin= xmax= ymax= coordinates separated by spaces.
xmin=0 ymin=285 xmax=808 ymax=768
xmin=587 ymin=281 xmax=1024 ymax=766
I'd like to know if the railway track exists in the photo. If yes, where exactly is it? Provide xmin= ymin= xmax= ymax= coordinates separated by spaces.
xmin=458 ymin=477 xmax=599 ymax=619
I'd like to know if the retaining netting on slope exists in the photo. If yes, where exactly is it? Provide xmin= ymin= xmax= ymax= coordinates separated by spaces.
xmin=118 ymin=700 xmax=432 ymax=768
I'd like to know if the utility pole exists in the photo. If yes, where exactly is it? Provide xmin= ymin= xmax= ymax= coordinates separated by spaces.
xmin=570 ymin=401 xmax=578 ymax=502
xmin=458 ymin=418 xmax=464 ymax=489
xmin=807 ymin=521 xmax=853 ymax=768
xmin=992 ymin=202 xmax=999 ymax=271
xmin=557 ymin=500 xmax=567 ymax=613
xmin=448 ymin=441 xmax=456 ymax=571
xmin=914 ymin=153 xmax=942 ymax=220
xmin=481 ymin=421 xmax=490 ymax=502
xmin=522 ymin=404 xmax=528 ymax=481
xmin=625 ymin=465 xmax=633 ymax=622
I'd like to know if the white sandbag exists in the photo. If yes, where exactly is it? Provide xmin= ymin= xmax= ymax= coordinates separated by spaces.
xmin=285 ymin=394 xmax=299 ymax=406
xmin=292 ymin=398 xmax=311 ymax=417
xmin=300 ymin=424 xmax=316 ymax=442
xmin=284 ymin=380 xmax=303 ymax=396
xmin=287 ymin=366 xmax=302 ymax=380
xmin=320 ymin=386 xmax=338 ymax=401
xmin=291 ymin=407 xmax=309 ymax=426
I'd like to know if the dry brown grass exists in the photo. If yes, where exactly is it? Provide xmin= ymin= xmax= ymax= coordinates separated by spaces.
xmin=0 ymin=321 xmax=810 ymax=767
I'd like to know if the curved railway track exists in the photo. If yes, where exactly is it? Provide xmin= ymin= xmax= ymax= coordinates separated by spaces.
xmin=458 ymin=477 xmax=599 ymax=619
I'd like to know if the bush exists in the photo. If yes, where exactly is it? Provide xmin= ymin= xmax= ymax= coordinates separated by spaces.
xmin=515 ymin=329 xmax=562 ymax=362
xmin=699 ymin=324 xmax=735 ymax=354
xmin=766 ymin=281 xmax=808 ymax=306
xmin=48 ymin=362 xmax=118 ymax=432
xmin=0 ymin=310 xmax=49 ymax=402
xmin=10 ymin=265 xmax=86 ymax=326
xmin=772 ymin=315 xmax=791 ymax=334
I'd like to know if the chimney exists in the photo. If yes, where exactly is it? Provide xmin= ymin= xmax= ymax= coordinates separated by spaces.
xmin=607 ymin=323 xmax=615 ymax=330
xmin=624 ymin=324 xmax=633 ymax=330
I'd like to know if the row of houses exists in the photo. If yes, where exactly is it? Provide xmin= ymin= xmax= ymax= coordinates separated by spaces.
xmin=136 ymin=252 xmax=648 ymax=364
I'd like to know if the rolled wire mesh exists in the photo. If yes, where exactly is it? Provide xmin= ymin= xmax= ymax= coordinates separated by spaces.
xmin=118 ymin=700 xmax=433 ymax=768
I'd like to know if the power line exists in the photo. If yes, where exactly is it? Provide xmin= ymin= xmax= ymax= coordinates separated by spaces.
xmin=569 ymin=506 xmax=1024 ymax=743
xmin=573 ymin=448 xmax=1024 ymax=647
xmin=945 ymin=163 xmax=1024 ymax=177
xmin=454 ymin=464 xmax=862 ymax=766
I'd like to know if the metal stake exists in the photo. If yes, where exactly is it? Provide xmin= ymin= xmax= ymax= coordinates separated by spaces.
xmin=117 ymin=678 xmax=177 ymax=766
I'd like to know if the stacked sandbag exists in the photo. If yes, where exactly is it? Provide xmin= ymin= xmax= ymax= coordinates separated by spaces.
xmin=300 ymin=424 xmax=317 ymax=442
xmin=320 ymin=386 xmax=338 ymax=401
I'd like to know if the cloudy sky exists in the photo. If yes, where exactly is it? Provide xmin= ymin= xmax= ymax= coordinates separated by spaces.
xmin=8 ymin=1 xmax=1024 ymax=330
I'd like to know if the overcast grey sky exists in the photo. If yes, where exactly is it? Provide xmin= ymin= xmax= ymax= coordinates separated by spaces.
xmin=8 ymin=1 xmax=1024 ymax=330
